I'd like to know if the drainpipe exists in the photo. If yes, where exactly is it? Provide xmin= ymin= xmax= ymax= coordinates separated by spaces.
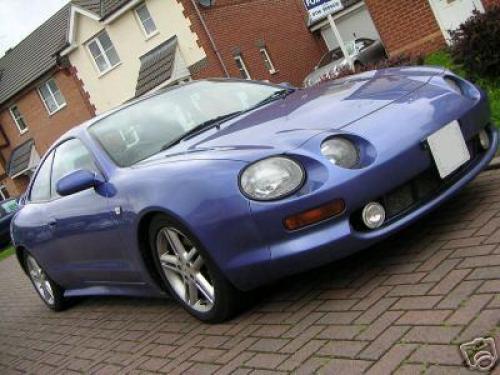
xmin=189 ymin=0 xmax=230 ymax=77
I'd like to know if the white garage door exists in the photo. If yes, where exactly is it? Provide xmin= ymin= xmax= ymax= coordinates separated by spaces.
xmin=321 ymin=4 xmax=380 ymax=51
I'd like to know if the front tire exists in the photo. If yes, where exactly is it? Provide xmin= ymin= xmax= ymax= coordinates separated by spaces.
xmin=149 ymin=215 xmax=240 ymax=323
xmin=25 ymin=253 xmax=66 ymax=311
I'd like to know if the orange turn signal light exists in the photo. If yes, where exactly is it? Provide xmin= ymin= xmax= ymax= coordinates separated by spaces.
xmin=284 ymin=199 xmax=346 ymax=231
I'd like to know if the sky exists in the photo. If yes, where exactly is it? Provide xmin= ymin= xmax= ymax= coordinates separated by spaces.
xmin=0 ymin=0 xmax=70 ymax=56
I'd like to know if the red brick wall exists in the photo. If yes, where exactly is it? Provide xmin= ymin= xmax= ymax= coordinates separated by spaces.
xmin=364 ymin=0 xmax=446 ymax=57
xmin=483 ymin=0 xmax=500 ymax=9
xmin=180 ymin=0 xmax=327 ymax=86
xmin=0 ymin=68 xmax=95 ymax=196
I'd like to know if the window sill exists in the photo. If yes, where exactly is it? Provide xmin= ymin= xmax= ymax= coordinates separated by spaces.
xmin=18 ymin=128 xmax=29 ymax=135
xmin=145 ymin=30 xmax=160 ymax=41
xmin=97 ymin=62 xmax=122 ymax=79
xmin=269 ymin=69 xmax=279 ymax=75
xmin=47 ymin=102 xmax=67 ymax=117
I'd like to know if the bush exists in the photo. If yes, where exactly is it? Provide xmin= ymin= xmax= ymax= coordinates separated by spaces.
xmin=449 ymin=6 xmax=500 ymax=80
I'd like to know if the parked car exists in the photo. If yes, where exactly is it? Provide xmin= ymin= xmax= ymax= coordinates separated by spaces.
xmin=304 ymin=38 xmax=387 ymax=87
xmin=0 ymin=198 xmax=18 ymax=248
xmin=12 ymin=70 xmax=496 ymax=322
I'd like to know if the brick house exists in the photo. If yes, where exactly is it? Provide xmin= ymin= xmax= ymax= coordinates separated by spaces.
xmin=180 ymin=0 xmax=327 ymax=86
xmin=308 ymin=0 xmax=499 ymax=59
xmin=0 ymin=5 xmax=95 ymax=197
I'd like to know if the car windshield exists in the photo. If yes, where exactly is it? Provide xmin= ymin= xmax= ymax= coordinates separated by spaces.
xmin=89 ymin=81 xmax=286 ymax=167
xmin=318 ymin=48 xmax=344 ymax=68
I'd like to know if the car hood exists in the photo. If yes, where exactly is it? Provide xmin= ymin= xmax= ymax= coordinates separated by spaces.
xmin=140 ymin=67 xmax=445 ymax=166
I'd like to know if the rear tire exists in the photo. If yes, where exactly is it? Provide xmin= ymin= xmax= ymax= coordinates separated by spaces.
xmin=25 ymin=253 xmax=66 ymax=311
xmin=149 ymin=215 xmax=241 ymax=323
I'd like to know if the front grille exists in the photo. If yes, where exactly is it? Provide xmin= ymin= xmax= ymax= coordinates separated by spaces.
xmin=351 ymin=133 xmax=485 ymax=231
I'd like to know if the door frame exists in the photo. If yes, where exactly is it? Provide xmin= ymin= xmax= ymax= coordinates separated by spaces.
xmin=428 ymin=0 xmax=485 ymax=43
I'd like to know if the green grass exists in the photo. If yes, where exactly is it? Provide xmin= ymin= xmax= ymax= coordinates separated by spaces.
xmin=425 ymin=51 xmax=500 ymax=126
xmin=0 ymin=246 xmax=14 ymax=262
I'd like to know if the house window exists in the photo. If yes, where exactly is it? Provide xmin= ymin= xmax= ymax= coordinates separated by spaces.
xmin=38 ymin=79 xmax=66 ymax=115
xmin=87 ymin=31 xmax=120 ymax=74
xmin=259 ymin=47 xmax=277 ymax=74
xmin=234 ymin=55 xmax=251 ymax=80
xmin=9 ymin=105 xmax=28 ymax=133
xmin=135 ymin=3 xmax=157 ymax=37
xmin=0 ymin=185 xmax=9 ymax=200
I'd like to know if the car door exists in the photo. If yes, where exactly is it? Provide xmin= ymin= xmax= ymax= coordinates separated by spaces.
xmin=15 ymin=151 xmax=56 ymax=274
xmin=43 ymin=138 xmax=134 ymax=287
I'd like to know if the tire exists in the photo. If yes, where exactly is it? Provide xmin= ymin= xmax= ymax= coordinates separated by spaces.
xmin=24 ymin=253 xmax=66 ymax=311
xmin=354 ymin=61 xmax=364 ymax=73
xmin=149 ymin=215 xmax=240 ymax=323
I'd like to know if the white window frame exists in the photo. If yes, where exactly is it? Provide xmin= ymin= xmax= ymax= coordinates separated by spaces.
xmin=9 ymin=105 xmax=28 ymax=134
xmin=259 ymin=47 xmax=277 ymax=74
xmin=86 ymin=31 xmax=121 ymax=75
xmin=37 ymin=79 xmax=67 ymax=115
xmin=234 ymin=55 xmax=251 ymax=80
xmin=135 ymin=3 xmax=158 ymax=39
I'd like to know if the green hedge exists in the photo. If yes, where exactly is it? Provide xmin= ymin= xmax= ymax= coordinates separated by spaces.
xmin=425 ymin=51 xmax=500 ymax=127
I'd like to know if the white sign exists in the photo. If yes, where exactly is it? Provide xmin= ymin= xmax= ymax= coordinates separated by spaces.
xmin=304 ymin=0 xmax=344 ymax=23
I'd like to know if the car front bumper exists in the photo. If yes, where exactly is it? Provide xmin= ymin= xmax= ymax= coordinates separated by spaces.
xmin=227 ymin=125 xmax=497 ymax=290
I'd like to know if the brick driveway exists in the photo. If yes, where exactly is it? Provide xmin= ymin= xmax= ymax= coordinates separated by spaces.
xmin=1 ymin=171 xmax=500 ymax=374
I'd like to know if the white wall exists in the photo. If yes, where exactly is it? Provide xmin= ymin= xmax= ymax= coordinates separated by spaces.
xmin=68 ymin=0 xmax=206 ymax=113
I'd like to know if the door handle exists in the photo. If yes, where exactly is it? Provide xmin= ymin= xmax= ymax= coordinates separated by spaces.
xmin=48 ymin=220 xmax=57 ymax=228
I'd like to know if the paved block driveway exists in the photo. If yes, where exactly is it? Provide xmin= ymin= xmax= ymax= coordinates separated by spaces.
xmin=1 ymin=171 xmax=500 ymax=375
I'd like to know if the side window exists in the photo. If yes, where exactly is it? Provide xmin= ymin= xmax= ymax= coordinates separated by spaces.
xmin=51 ymin=139 xmax=98 ymax=197
xmin=30 ymin=152 xmax=54 ymax=202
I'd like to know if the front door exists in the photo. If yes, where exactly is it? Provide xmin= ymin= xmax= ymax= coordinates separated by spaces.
xmin=429 ymin=0 xmax=484 ymax=40
xmin=45 ymin=138 xmax=133 ymax=287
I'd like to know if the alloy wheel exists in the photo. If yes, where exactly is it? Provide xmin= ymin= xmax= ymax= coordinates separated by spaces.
xmin=156 ymin=227 xmax=215 ymax=312
xmin=26 ymin=255 xmax=55 ymax=305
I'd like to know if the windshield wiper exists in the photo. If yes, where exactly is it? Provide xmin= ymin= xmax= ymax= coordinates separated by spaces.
xmin=160 ymin=111 xmax=243 ymax=151
xmin=250 ymin=89 xmax=294 ymax=110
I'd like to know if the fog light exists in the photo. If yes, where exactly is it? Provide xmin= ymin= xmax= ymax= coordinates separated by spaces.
xmin=362 ymin=202 xmax=386 ymax=229
xmin=479 ymin=129 xmax=490 ymax=150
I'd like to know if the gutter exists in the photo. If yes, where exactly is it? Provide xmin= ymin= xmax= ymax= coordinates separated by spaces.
xmin=189 ymin=0 xmax=229 ymax=78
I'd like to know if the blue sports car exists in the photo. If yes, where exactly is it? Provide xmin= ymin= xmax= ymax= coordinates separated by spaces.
xmin=11 ymin=67 xmax=497 ymax=322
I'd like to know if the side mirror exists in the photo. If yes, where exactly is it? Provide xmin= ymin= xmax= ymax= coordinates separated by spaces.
xmin=56 ymin=169 xmax=103 ymax=197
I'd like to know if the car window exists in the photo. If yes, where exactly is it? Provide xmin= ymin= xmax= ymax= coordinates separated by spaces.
xmin=317 ymin=52 xmax=333 ymax=68
xmin=51 ymin=139 xmax=98 ymax=197
xmin=30 ymin=152 xmax=54 ymax=202
xmin=356 ymin=38 xmax=374 ymax=51
xmin=89 ymin=81 xmax=284 ymax=167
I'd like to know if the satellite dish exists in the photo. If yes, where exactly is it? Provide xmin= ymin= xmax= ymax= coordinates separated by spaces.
xmin=198 ymin=0 xmax=215 ymax=7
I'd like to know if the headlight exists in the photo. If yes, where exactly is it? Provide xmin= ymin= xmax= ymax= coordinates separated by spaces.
xmin=321 ymin=137 xmax=359 ymax=168
xmin=240 ymin=157 xmax=304 ymax=201
xmin=444 ymin=77 xmax=462 ymax=95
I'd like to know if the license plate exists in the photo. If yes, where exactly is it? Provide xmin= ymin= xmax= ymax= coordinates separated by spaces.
xmin=427 ymin=121 xmax=470 ymax=179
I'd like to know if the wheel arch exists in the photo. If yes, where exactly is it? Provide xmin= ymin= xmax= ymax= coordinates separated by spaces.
xmin=136 ymin=210 xmax=170 ymax=291
xmin=15 ymin=245 xmax=28 ymax=275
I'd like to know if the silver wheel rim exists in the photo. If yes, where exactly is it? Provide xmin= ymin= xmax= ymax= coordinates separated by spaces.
xmin=156 ymin=227 xmax=215 ymax=313
xmin=26 ymin=255 xmax=55 ymax=305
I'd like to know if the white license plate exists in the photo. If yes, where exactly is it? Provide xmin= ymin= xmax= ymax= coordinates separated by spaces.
xmin=427 ymin=121 xmax=470 ymax=179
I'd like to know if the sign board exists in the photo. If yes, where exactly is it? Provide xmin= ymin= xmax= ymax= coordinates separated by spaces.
xmin=304 ymin=0 xmax=344 ymax=23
